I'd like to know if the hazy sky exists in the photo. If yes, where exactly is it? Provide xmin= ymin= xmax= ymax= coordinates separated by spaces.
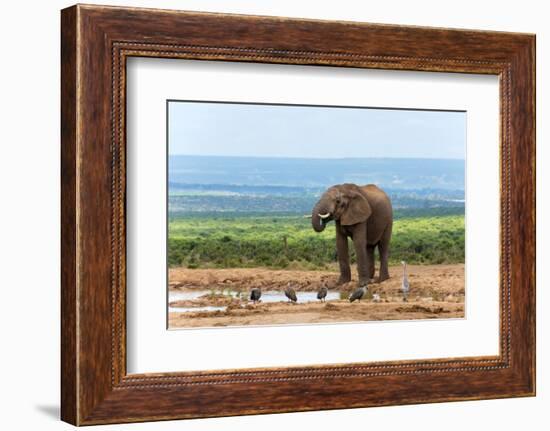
xmin=168 ymin=101 xmax=465 ymax=159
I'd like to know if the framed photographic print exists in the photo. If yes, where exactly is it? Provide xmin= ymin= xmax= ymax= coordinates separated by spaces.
xmin=61 ymin=4 xmax=535 ymax=425
xmin=165 ymin=100 xmax=467 ymax=330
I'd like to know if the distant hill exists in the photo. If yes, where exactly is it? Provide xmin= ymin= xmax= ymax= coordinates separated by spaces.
xmin=169 ymin=155 xmax=465 ymax=191
xmin=168 ymin=155 xmax=464 ymax=215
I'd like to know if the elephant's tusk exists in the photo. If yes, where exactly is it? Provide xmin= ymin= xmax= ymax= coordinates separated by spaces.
xmin=318 ymin=212 xmax=331 ymax=219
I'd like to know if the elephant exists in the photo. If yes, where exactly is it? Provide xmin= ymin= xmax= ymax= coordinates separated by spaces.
xmin=311 ymin=183 xmax=393 ymax=288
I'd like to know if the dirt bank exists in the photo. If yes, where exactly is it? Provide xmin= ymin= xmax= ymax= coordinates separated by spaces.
xmin=168 ymin=264 xmax=464 ymax=328
xmin=169 ymin=300 xmax=464 ymax=328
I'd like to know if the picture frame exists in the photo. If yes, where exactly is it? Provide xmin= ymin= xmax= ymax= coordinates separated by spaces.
xmin=61 ymin=4 xmax=535 ymax=425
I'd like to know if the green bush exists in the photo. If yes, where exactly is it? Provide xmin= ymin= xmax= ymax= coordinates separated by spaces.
xmin=167 ymin=212 xmax=465 ymax=269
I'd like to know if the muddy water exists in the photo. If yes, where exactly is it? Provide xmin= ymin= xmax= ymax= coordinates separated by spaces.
xmin=168 ymin=289 xmax=340 ymax=313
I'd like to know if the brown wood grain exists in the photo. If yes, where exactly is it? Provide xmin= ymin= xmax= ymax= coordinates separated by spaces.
xmin=61 ymin=4 xmax=535 ymax=425
xmin=60 ymin=5 xmax=78 ymax=425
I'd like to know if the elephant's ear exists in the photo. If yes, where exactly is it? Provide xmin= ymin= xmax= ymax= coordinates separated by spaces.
xmin=340 ymin=190 xmax=372 ymax=226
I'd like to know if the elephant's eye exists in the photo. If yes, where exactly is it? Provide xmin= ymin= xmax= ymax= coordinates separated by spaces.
xmin=336 ymin=199 xmax=341 ymax=205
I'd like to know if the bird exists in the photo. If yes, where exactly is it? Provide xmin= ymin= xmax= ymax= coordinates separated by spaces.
xmin=284 ymin=283 xmax=298 ymax=303
xmin=317 ymin=284 xmax=328 ymax=302
xmin=250 ymin=287 xmax=262 ymax=304
xmin=401 ymin=260 xmax=410 ymax=302
xmin=349 ymin=286 xmax=367 ymax=303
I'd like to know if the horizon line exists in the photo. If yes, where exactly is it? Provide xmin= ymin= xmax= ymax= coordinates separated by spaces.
xmin=168 ymin=154 xmax=466 ymax=161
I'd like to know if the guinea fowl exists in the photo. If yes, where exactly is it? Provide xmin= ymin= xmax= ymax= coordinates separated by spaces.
xmin=349 ymin=286 xmax=367 ymax=303
xmin=401 ymin=261 xmax=410 ymax=302
xmin=250 ymin=287 xmax=262 ymax=304
xmin=284 ymin=283 xmax=298 ymax=303
xmin=317 ymin=284 xmax=328 ymax=302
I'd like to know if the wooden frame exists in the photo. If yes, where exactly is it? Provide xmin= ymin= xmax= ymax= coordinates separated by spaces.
xmin=61 ymin=4 xmax=535 ymax=425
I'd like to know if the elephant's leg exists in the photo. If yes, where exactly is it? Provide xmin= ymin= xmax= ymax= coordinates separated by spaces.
xmin=335 ymin=225 xmax=351 ymax=285
xmin=352 ymin=223 xmax=369 ymax=287
xmin=366 ymin=245 xmax=375 ymax=280
xmin=377 ymin=224 xmax=392 ymax=282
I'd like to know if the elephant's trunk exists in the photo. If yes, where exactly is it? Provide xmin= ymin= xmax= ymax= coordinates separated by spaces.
xmin=312 ymin=200 xmax=330 ymax=233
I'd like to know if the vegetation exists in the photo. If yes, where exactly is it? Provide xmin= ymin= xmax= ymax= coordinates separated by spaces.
xmin=168 ymin=207 xmax=464 ymax=269
xmin=168 ymin=187 xmax=465 ymax=215
xmin=166 ymin=156 xmax=465 ymax=270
